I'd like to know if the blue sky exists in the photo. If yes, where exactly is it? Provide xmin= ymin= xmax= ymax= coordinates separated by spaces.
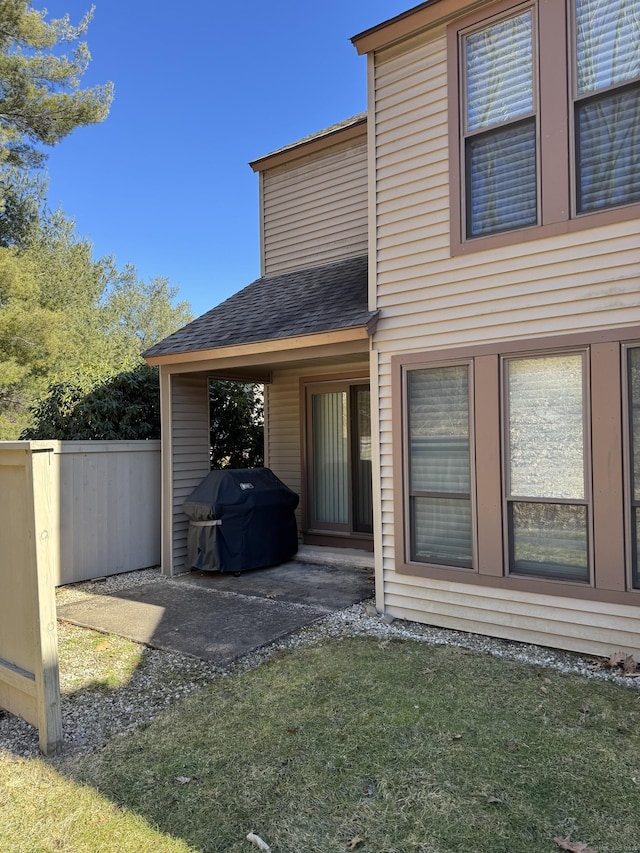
xmin=41 ymin=1 xmax=413 ymax=319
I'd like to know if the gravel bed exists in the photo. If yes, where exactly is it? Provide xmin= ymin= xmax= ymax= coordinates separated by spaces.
xmin=1 ymin=567 xmax=639 ymax=763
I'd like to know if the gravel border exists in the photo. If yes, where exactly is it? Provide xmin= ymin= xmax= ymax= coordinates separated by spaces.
xmin=1 ymin=567 xmax=639 ymax=762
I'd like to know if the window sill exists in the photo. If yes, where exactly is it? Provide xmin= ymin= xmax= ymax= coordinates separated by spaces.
xmin=450 ymin=201 xmax=640 ymax=258
xmin=395 ymin=558 xmax=640 ymax=606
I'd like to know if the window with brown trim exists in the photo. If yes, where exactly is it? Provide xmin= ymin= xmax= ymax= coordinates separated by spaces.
xmin=503 ymin=352 xmax=590 ymax=583
xmin=406 ymin=363 xmax=474 ymax=568
xmin=628 ymin=346 xmax=640 ymax=588
xmin=449 ymin=0 xmax=640 ymax=252
xmin=394 ymin=329 xmax=640 ymax=604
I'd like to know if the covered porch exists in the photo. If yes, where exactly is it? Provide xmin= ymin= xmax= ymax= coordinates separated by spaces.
xmin=143 ymin=255 xmax=380 ymax=584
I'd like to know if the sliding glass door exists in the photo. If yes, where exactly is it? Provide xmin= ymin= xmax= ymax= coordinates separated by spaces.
xmin=307 ymin=382 xmax=373 ymax=538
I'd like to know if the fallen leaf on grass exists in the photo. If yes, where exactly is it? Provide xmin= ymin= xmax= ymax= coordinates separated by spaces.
xmin=347 ymin=837 xmax=365 ymax=850
xmin=553 ymin=835 xmax=597 ymax=852
xmin=95 ymin=641 xmax=112 ymax=652
xmin=286 ymin=728 xmax=298 ymax=735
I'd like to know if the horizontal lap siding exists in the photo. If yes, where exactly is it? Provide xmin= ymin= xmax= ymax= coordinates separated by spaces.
xmin=263 ymin=142 xmax=368 ymax=276
xmin=372 ymin=30 xmax=640 ymax=654
xmin=171 ymin=375 xmax=210 ymax=571
xmin=383 ymin=573 xmax=640 ymax=658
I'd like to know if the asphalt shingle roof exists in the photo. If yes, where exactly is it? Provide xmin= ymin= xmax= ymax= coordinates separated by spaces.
xmin=143 ymin=255 xmax=375 ymax=359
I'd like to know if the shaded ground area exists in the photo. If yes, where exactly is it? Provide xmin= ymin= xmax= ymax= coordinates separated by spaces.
xmin=57 ymin=561 xmax=374 ymax=667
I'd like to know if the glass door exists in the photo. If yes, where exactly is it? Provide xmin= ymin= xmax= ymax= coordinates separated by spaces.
xmin=351 ymin=385 xmax=373 ymax=534
xmin=311 ymin=389 xmax=349 ymax=530
xmin=307 ymin=381 xmax=373 ymax=537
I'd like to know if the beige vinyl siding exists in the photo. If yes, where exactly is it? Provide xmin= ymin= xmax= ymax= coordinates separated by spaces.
xmin=266 ymin=356 xmax=370 ymax=531
xmin=372 ymin=31 xmax=640 ymax=354
xmin=170 ymin=374 xmax=210 ymax=573
xmin=262 ymin=141 xmax=368 ymax=277
xmin=383 ymin=573 xmax=640 ymax=659
xmin=371 ymin=29 xmax=640 ymax=654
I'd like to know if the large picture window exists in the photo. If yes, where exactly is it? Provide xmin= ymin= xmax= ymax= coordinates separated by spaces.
xmin=504 ymin=354 xmax=590 ymax=582
xmin=407 ymin=364 xmax=473 ymax=567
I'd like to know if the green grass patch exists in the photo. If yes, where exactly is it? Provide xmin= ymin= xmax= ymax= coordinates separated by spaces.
xmin=3 ymin=636 xmax=640 ymax=852
xmin=58 ymin=626 xmax=144 ymax=692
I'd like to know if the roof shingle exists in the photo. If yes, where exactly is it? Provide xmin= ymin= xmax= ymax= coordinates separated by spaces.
xmin=143 ymin=255 xmax=375 ymax=359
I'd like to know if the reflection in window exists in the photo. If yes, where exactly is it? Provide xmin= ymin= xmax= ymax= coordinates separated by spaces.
xmin=574 ymin=0 xmax=640 ymax=212
xmin=506 ymin=354 xmax=589 ymax=582
xmin=463 ymin=9 xmax=537 ymax=236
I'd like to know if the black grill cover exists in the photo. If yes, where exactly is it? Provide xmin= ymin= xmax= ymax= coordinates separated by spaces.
xmin=183 ymin=468 xmax=299 ymax=573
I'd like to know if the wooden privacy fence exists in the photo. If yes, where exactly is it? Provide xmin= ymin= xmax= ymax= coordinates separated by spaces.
xmin=28 ymin=440 xmax=161 ymax=585
xmin=0 ymin=443 xmax=61 ymax=754
xmin=0 ymin=440 xmax=161 ymax=752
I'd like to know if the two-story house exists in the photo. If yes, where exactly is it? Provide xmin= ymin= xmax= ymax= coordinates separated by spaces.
xmin=144 ymin=0 xmax=640 ymax=659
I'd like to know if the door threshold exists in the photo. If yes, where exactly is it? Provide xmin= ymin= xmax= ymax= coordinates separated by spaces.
xmin=295 ymin=544 xmax=374 ymax=570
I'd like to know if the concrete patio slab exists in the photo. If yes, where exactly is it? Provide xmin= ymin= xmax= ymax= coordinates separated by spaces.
xmin=57 ymin=561 xmax=374 ymax=667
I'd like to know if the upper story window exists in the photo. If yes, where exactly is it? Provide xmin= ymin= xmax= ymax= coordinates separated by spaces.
xmin=463 ymin=8 xmax=537 ymax=237
xmin=450 ymin=0 xmax=640 ymax=253
xmin=574 ymin=0 xmax=640 ymax=212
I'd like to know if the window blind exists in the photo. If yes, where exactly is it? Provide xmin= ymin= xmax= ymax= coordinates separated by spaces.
xmin=466 ymin=10 xmax=533 ymax=131
xmin=408 ymin=365 xmax=472 ymax=566
xmin=575 ymin=0 xmax=640 ymax=95
xmin=577 ymin=87 xmax=640 ymax=212
xmin=464 ymin=9 xmax=536 ymax=237
xmin=467 ymin=121 xmax=537 ymax=236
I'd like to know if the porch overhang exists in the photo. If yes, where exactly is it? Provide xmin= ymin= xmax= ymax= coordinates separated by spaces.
xmin=144 ymin=323 xmax=375 ymax=381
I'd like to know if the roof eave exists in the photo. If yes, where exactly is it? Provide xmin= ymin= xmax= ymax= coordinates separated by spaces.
xmin=351 ymin=0 xmax=492 ymax=55
xmin=249 ymin=115 xmax=367 ymax=173
xmin=143 ymin=321 xmax=377 ymax=368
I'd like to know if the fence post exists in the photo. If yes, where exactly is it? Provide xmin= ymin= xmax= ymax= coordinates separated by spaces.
xmin=0 ymin=443 xmax=62 ymax=755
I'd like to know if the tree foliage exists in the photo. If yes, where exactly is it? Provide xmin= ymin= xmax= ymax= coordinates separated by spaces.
xmin=209 ymin=381 xmax=264 ymax=469
xmin=0 ymin=1 xmax=113 ymax=173
xmin=21 ymin=364 xmax=161 ymax=440
xmin=22 ymin=370 xmax=265 ymax=467
xmin=0 ymin=208 xmax=193 ymax=438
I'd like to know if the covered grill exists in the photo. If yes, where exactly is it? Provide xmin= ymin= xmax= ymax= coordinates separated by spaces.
xmin=183 ymin=468 xmax=299 ymax=573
